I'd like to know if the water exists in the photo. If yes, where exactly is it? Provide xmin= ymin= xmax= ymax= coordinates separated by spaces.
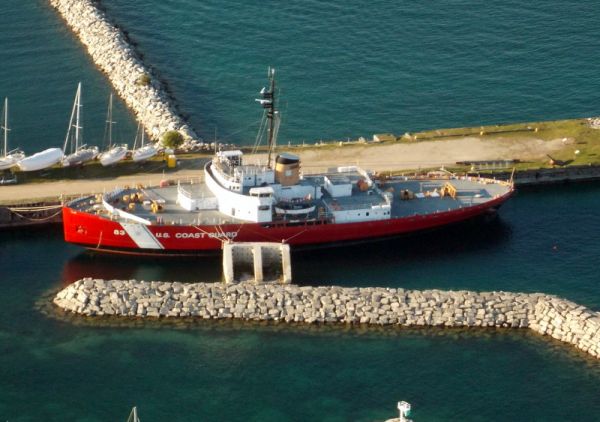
xmin=81 ymin=0 xmax=600 ymax=144
xmin=1 ymin=1 xmax=600 ymax=420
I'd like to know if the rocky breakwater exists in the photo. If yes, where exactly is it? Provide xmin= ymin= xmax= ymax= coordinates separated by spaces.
xmin=49 ymin=0 xmax=198 ymax=145
xmin=54 ymin=278 xmax=600 ymax=359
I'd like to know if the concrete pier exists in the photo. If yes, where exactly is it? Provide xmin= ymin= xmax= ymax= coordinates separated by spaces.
xmin=49 ymin=0 xmax=199 ymax=145
xmin=222 ymin=242 xmax=292 ymax=284
xmin=0 ymin=201 xmax=63 ymax=228
xmin=479 ymin=164 xmax=600 ymax=186
xmin=54 ymin=279 xmax=600 ymax=359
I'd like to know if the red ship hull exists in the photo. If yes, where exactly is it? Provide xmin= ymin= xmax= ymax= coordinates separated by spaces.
xmin=62 ymin=190 xmax=513 ymax=256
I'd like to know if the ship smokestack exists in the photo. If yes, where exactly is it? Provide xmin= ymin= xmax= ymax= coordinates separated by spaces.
xmin=274 ymin=153 xmax=300 ymax=186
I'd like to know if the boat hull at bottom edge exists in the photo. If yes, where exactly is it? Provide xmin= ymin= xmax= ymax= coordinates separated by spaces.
xmin=62 ymin=192 xmax=512 ymax=256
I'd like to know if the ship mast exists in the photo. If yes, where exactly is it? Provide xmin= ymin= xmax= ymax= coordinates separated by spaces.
xmin=257 ymin=68 xmax=276 ymax=168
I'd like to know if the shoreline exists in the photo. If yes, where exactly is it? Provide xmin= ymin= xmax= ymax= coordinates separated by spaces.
xmin=2 ymin=153 xmax=599 ymax=207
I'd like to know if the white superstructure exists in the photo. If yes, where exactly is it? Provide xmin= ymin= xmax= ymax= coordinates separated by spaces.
xmin=175 ymin=68 xmax=391 ymax=225
xmin=174 ymin=149 xmax=392 ymax=225
xmin=204 ymin=153 xmax=275 ymax=223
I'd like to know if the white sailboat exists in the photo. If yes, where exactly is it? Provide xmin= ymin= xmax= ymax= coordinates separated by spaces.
xmin=98 ymin=94 xmax=128 ymax=166
xmin=61 ymin=83 xmax=99 ymax=167
xmin=0 ymin=97 xmax=25 ymax=170
xmin=131 ymin=122 xmax=157 ymax=162
xmin=17 ymin=95 xmax=64 ymax=172
xmin=17 ymin=147 xmax=63 ymax=172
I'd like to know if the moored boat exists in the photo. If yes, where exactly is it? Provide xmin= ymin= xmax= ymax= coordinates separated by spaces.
xmin=99 ymin=144 xmax=128 ymax=166
xmin=98 ymin=94 xmax=128 ymax=166
xmin=0 ymin=98 xmax=25 ymax=170
xmin=131 ymin=122 xmax=158 ymax=163
xmin=62 ymin=83 xmax=99 ymax=167
xmin=63 ymin=70 xmax=514 ymax=255
xmin=17 ymin=147 xmax=63 ymax=172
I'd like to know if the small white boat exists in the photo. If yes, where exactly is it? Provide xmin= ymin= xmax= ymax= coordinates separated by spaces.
xmin=99 ymin=144 xmax=128 ymax=166
xmin=131 ymin=122 xmax=158 ymax=163
xmin=0 ymin=98 xmax=25 ymax=170
xmin=62 ymin=146 xmax=99 ymax=167
xmin=98 ymin=94 xmax=127 ymax=166
xmin=275 ymin=204 xmax=316 ymax=215
xmin=17 ymin=147 xmax=64 ymax=172
xmin=62 ymin=83 xmax=99 ymax=167
xmin=132 ymin=144 xmax=157 ymax=162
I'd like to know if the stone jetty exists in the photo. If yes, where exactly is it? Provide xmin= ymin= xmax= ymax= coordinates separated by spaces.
xmin=49 ymin=0 xmax=198 ymax=145
xmin=54 ymin=278 xmax=600 ymax=359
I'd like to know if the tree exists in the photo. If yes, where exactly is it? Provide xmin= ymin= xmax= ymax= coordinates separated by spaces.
xmin=136 ymin=73 xmax=151 ymax=86
xmin=161 ymin=130 xmax=184 ymax=149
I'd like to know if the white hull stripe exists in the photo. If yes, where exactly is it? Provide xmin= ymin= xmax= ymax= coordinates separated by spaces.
xmin=121 ymin=223 xmax=164 ymax=249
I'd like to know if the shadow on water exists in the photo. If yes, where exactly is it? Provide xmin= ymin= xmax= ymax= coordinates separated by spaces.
xmin=0 ymin=223 xmax=63 ymax=240
xmin=61 ymin=251 xmax=224 ymax=286
xmin=293 ymin=217 xmax=513 ymax=284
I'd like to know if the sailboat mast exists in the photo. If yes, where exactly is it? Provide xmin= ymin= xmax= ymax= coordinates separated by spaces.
xmin=106 ymin=94 xmax=114 ymax=147
xmin=74 ymin=83 xmax=82 ymax=149
xmin=63 ymin=85 xmax=79 ymax=154
xmin=134 ymin=121 xmax=143 ymax=150
xmin=2 ymin=98 xmax=8 ymax=157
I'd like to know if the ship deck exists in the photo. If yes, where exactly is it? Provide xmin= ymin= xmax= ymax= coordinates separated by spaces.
xmin=69 ymin=176 xmax=511 ymax=226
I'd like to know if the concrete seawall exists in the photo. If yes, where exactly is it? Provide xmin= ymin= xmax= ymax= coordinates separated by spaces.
xmin=49 ymin=0 xmax=198 ymax=144
xmin=0 ymin=201 xmax=63 ymax=228
xmin=54 ymin=279 xmax=600 ymax=359
xmin=481 ymin=164 xmax=600 ymax=186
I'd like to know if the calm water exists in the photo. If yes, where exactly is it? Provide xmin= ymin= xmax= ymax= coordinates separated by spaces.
xmin=1 ymin=1 xmax=600 ymax=421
